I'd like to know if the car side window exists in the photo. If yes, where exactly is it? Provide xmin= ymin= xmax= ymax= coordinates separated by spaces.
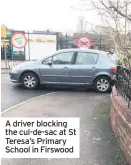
xmin=51 ymin=52 xmax=74 ymax=64
xmin=75 ymin=52 xmax=98 ymax=65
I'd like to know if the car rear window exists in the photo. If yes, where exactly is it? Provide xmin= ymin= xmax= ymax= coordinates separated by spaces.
xmin=101 ymin=51 xmax=116 ymax=64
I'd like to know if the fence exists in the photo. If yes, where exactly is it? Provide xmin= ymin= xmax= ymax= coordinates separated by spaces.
xmin=115 ymin=66 xmax=131 ymax=108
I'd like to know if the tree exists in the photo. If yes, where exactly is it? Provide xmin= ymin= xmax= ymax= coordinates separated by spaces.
xmin=95 ymin=0 xmax=131 ymax=22
xmin=72 ymin=0 xmax=131 ymax=67
xmin=91 ymin=0 xmax=131 ymax=68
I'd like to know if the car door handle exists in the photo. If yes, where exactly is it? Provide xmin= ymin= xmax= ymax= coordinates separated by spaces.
xmin=92 ymin=67 xmax=96 ymax=70
xmin=64 ymin=67 xmax=68 ymax=70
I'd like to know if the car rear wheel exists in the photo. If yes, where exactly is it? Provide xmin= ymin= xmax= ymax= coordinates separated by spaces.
xmin=94 ymin=76 xmax=111 ymax=93
xmin=21 ymin=72 xmax=39 ymax=89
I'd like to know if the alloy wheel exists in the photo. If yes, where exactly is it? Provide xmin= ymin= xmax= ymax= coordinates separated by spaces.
xmin=96 ymin=79 xmax=109 ymax=92
xmin=24 ymin=75 xmax=36 ymax=88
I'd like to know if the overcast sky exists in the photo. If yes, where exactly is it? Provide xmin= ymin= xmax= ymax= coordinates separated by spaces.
xmin=0 ymin=0 xmax=101 ymax=32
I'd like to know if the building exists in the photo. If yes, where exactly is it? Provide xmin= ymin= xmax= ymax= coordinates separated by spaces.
xmin=1 ymin=28 xmax=111 ymax=60
xmin=1 ymin=28 xmax=59 ymax=60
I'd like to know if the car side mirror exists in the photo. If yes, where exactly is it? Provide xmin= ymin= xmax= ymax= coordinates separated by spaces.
xmin=47 ymin=62 xmax=52 ymax=66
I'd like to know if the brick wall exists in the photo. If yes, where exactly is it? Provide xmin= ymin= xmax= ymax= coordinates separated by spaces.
xmin=111 ymin=86 xmax=131 ymax=164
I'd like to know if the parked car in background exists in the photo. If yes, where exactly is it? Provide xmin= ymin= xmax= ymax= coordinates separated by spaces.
xmin=9 ymin=48 xmax=116 ymax=93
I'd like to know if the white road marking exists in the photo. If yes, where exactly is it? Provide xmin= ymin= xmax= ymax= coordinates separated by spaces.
xmin=1 ymin=92 xmax=56 ymax=115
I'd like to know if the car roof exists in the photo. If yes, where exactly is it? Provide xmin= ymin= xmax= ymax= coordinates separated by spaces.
xmin=55 ymin=48 xmax=107 ymax=55
xmin=40 ymin=48 xmax=108 ymax=62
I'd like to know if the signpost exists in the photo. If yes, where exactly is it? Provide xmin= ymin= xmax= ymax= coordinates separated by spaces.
xmin=76 ymin=35 xmax=93 ymax=49
xmin=11 ymin=32 xmax=27 ymax=61
xmin=11 ymin=32 xmax=27 ymax=49
xmin=1 ymin=25 xmax=8 ymax=68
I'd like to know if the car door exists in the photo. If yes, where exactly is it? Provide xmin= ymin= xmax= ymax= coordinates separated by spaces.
xmin=39 ymin=51 xmax=75 ymax=84
xmin=69 ymin=51 xmax=99 ymax=85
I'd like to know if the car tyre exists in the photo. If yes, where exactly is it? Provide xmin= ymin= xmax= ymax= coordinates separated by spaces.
xmin=94 ymin=76 xmax=111 ymax=93
xmin=21 ymin=72 xmax=39 ymax=89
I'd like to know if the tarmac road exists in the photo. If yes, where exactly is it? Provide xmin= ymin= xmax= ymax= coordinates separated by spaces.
xmin=1 ymin=74 xmax=55 ymax=111
xmin=1 ymin=74 xmax=90 ymax=111
xmin=1 ymin=91 xmax=129 ymax=165
xmin=1 ymin=74 xmax=129 ymax=165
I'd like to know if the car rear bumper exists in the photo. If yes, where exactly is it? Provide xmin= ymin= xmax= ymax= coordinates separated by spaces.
xmin=9 ymin=73 xmax=20 ymax=83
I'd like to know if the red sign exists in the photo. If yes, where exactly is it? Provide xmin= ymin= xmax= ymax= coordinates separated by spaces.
xmin=11 ymin=32 xmax=27 ymax=49
xmin=76 ymin=36 xmax=93 ymax=48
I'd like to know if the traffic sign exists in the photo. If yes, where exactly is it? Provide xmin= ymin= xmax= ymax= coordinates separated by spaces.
xmin=76 ymin=35 xmax=93 ymax=49
xmin=11 ymin=32 xmax=27 ymax=49
xmin=1 ymin=25 xmax=7 ymax=38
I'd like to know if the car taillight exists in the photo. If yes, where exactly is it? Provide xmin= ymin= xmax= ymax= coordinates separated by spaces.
xmin=110 ymin=67 xmax=116 ymax=73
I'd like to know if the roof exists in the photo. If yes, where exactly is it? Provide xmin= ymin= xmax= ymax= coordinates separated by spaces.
xmin=56 ymin=48 xmax=107 ymax=54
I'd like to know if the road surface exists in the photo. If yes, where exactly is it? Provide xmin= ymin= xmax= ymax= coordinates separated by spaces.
xmin=1 ymin=74 xmax=89 ymax=111
xmin=1 ymin=91 xmax=128 ymax=165
xmin=1 ymin=74 xmax=54 ymax=111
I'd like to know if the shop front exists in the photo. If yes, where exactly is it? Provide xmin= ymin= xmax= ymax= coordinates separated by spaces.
xmin=11 ymin=31 xmax=26 ymax=60
xmin=1 ymin=30 xmax=26 ymax=60
xmin=1 ymin=32 xmax=12 ymax=60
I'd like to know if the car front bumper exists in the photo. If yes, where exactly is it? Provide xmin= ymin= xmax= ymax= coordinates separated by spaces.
xmin=9 ymin=73 xmax=20 ymax=83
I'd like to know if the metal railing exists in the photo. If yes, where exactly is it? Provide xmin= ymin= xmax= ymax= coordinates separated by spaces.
xmin=115 ymin=66 xmax=131 ymax=108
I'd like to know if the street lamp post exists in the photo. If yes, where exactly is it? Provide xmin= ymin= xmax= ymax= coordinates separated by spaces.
xmin=66 ymin=33 xmax=68 ymax=48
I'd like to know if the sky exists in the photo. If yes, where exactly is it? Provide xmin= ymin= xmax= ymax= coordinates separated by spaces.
xmin=0 ymin=0 xmax=101 ymax=33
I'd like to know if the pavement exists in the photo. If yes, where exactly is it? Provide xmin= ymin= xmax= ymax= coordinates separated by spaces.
xmin=1 ymin=68 xmax=11 ymax=74
xmin=1 ymin=60 xmax=24 ymax=74
xmin=1 ymin=60 xmax=24 ymax=69
xmin=1 ymin=91 xmax=128 ymax=165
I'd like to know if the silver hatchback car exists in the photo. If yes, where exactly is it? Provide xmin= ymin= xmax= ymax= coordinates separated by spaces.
xmin=9 ymin=48 xmax=116 ymax=93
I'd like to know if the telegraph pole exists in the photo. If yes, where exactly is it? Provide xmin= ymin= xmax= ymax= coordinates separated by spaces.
xmin=66 ymin=33 xmax=68 ymax=48
xmin=125 ymin=1 xmax=128 ymax=42
xmin=116 ymin=0 xmax=119 ymax=30
xmin=28 ymin=30 xmax=31 ymax=60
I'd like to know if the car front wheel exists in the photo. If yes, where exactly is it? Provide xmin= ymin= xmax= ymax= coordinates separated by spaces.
xmin=94 ymin=76 xmax=111 ymax=93
xmin=21 ymin=72 xmax=39 ymax=89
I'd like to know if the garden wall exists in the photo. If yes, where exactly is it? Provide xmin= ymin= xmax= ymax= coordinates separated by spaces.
xmin=111 ymin=86 xmax=131 ymax=164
